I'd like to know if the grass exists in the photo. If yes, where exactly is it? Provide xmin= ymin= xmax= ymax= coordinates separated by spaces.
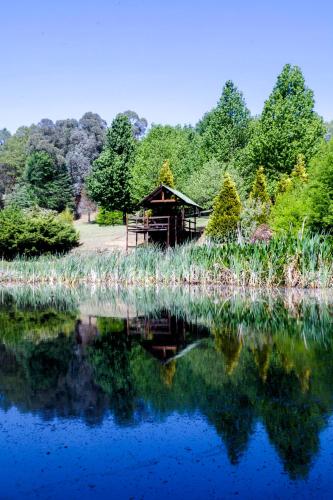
xmin=1 ymin=233 xmax=333 ymax=288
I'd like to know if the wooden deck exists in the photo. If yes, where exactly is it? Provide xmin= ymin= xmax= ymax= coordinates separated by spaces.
xmin=126 ymin=215 xmax=199 ymax=249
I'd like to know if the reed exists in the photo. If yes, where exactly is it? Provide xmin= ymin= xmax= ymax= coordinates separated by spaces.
xmin=0 ymin=234 xmax=332 ymax=288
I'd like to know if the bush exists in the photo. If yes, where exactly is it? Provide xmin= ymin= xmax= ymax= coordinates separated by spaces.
xmin=0 ymin=207 xmax=79 ymax=259
xmin=96 ymin=207 xmax=123 ymax=226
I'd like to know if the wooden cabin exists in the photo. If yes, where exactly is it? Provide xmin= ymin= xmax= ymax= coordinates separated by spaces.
xmin=126 ymin=184 xmax=203 ymax=249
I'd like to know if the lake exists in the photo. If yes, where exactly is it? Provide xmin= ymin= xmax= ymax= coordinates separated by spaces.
xmin=1 ymin=286 xmax=333 ymax=499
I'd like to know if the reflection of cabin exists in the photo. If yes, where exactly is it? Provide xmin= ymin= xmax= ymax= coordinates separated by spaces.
xmin=126 ymin=184 xmax=203 ymax=249
xmin=127 ymin=312 xmax=208 ymax=363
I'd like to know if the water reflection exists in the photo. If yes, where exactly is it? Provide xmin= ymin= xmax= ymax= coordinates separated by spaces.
xmin=0 ymin=286 xmax=333 ymax=480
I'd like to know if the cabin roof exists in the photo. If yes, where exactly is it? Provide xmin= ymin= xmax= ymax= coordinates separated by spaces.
xmin=139 ymin=184 xmax=203 ymax=210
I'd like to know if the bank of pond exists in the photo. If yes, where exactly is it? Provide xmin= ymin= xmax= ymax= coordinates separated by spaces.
xmin=1 ymin=232 xmax=333 ymax=288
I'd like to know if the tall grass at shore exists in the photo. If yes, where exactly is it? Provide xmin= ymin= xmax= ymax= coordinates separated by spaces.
xmin=1 ymin=234 xmax=332 ymax=288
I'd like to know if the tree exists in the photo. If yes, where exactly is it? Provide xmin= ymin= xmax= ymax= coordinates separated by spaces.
xmin=0 ymin=126 xmax=31 ymax=178
xmin=242 ymin=65 xmax=325 ymax=185
xmin=130 ymin=125 xmax=202 ymax=202
xmin=250 ymin=166 xmax=270 ymax=204
xmin=159 ymin=160 xmax=175 ymax=187
xmin=198 ymin=80 xmax=251 ymax=163
xmin=305 ymin=138 xmax=333 ymax=231
xmin=24 ymin=151 xmax=73 ymax=212
xmin=121 ymin=110 xmax=148 ymax=139
xmin=186 ymin=158 xmax=224 ymax=209
xmin=86 ymin=115 xmax=136 ymax=222
xmin=28 ymin=113 xmax=107 ymax=197
xmin=0 ymin=128 xmax=11 ymax=147
xmin=206 ymin=174 xmax=242 ymax=240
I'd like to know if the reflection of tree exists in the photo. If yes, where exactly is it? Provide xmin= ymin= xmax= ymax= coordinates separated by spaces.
xmin=260 ymin=361 xmax=326 ymax=479
xmin=87 ymin=319 xmax=135 ymax=424
xmin=213 ymin=327 xmax=243 ymax=375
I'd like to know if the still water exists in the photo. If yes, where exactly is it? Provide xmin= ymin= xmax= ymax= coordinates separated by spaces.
xmin=1 ymin=286 xmax=333 ymax=499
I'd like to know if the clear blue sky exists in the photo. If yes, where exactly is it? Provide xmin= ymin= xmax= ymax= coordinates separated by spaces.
xmin=1 ymin=0 xmax=332 ymax=132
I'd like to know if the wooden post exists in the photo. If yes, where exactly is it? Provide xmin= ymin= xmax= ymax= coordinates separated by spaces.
xmin=126 ymin=215 xmax=129 ymax=252
xmin=167 ymin=216 xmax=170 ymax=248
xmin=174 ymin=215 xmax=177 ymax=245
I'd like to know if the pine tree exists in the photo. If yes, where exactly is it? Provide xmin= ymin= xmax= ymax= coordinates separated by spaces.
xmin=291 ymin=154 xmax=308 ymax=182
xmin=206 ymin=173 xmax=242 ymax=240
xmin=86 ymin=115 xmax=136 ymax=222
xmin=159 ymin=160 xmax=175 ymax=187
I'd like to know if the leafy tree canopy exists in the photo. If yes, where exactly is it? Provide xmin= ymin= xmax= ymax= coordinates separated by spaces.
xmin=242 ymin=64 xmax=325 ymax=185
xmin=198 ymin=80 xmax=252 ymax=163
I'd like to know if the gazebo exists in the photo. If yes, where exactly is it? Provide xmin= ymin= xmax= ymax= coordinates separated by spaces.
xmin=126 ymin=184 xmax=203 ymax=249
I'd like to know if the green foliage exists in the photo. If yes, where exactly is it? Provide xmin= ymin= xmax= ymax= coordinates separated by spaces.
xmin=249 ymin=166 xmax=271 ymax=224
xmin=242 ymin=65 xmax=325 ymax=185
xmin=58 ymin=207 xmax=74 ymax=224
xmin=96 ymin=207 xmax=123 ymax=225
xmin=130 ymin=125 xmax=202 ymax=202
xmin=159 ymin=160 xmax=175 ymax=187
xmin=4 ymin=183 xmax=39 ymax=209
xmin=291 ymin=154 xmax=308 ymax=182
xmin=0 ymin=126 xmax=31 ymax=177
xmin=269 ymin=185 xmax=310 ymax=235
xmin=250 ymin=166 xmax=270 ymax=204
xmin=0 ymin=207 xmax=79 ymax=259
xmin=87 ymin=115 xmax=136 ymax=218
xmin=305 ymin=138 xmax=333 ymax=231
xmin=185 ymin=158 xmax=224 ymax=209
xmin=24 ymin=151 xmax=74 ymax=212
xmin=199 ymin=80 xmax=251 ymax=163
xmin=206 ymin=174 xmax=242 ymax=240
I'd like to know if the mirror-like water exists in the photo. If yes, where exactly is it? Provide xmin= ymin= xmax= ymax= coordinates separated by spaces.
xmin=1 ymin=286 xmax=333 ymax=499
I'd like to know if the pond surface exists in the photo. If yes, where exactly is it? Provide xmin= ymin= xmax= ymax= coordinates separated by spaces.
xmin=1 ymin=286 xmax=333 ymax=499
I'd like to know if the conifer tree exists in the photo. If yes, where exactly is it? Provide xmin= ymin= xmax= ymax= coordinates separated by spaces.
xmin=249 ymin=166 xmax=271 ymax=224
xmin=206 ymin=173 xmax=242 ymax=240
xmin=250 ymin=166 xmax=270 ymax=203
xmin=87 ymin=115 xmax=136 ymax=223
xmin=159 ymin=160 xmax=175 ymax=187
xmin=291 ymin=154 xmax=308 ymax=183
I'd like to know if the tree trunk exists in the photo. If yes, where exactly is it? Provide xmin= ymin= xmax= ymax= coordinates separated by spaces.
xmin=123 ymin=211 xmax=127 ymax=225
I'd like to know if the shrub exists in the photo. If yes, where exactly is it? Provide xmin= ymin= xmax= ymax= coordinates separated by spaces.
xmin=0 ymin=207 xmax=79 ymax=259
xmin=206 ymin=173 xmax=242 ymax=240
xmin=96 ymin=207 xmax=123 ymax=226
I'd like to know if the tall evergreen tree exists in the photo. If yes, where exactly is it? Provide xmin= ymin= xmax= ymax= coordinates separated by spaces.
xmin=24 ymin=151 xmax=73 ymax=212
xmin=199 ymin=80 xmax=251 ymax=163
xmin=206 ymin=173 xmax=242 ymax=240
xmin=244 ymin=65 xmax=325 ymax=182
xmin=86 ymin=115 xmax=136 ymax=222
